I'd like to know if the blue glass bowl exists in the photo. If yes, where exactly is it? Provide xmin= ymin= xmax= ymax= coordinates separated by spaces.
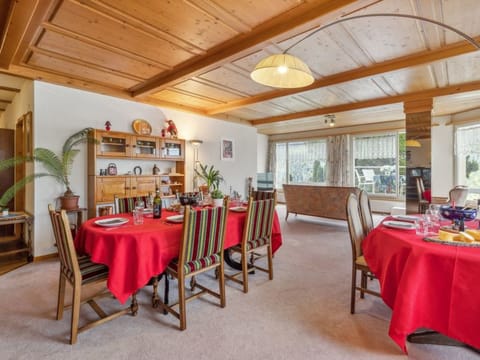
xmin=439 ymin=205 xmax=477 ymax=221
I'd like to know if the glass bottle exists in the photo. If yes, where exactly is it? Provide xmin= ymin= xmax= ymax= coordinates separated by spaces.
xmin=153 ymin=188 xmax=162 ymax=219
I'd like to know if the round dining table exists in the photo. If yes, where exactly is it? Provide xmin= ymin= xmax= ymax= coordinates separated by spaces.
xmin=75 ymin=208 xmax=282 ymax=304
xmin=363 ymin=216 xmax=480 ymax=353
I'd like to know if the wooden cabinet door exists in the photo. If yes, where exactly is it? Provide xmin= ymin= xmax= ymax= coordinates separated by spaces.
xmin=96 ymin=177 xmax=128 ymax=202
xmin=96 ymin=131 xmax=132 ymax=157
xmin=132 ymin=136 xmax=159 ymax=158
xmin=132 ymin=176 xmax=157 ymax=196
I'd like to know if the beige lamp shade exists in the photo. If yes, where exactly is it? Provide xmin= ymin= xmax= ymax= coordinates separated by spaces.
xmin=250 ymin=54 xmax=314 ymax=88
xmin=406 ymin=139 xmax=422 ymax=147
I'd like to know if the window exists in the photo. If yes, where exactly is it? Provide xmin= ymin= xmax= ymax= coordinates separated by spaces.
xmin=274 ymin=140 xmax=327 ymax=188
xmin=455 ymin=124 xmax=480 ymax=199
xmin=352 ymin=132 xmax=406 ymax=198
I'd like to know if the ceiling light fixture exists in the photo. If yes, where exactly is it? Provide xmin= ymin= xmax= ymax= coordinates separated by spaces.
xmin=405 ymin=139 xmax=422 ymax=148
xmin=325 ymin=114 xmax=335 ymax=127
xmin=251 ymin=13 xmax=480 ymax=89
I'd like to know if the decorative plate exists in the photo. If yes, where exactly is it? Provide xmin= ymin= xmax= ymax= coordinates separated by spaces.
xmin=95 ymin=217 xmax=129 ymax=227
xmin=166 ymin=215 xmax=184 ymax=223
xmin=230 ymin=206 xmax=247 ymax=213
xmin=383 ymin=220 xmax=416 ymax=231
xmin=424 ymin=237 xmax=480 ymax=247
xmin=132 ymin=119 xmax=152 ymax=135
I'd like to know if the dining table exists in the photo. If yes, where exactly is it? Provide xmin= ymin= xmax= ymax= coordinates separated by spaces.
xmin=74 ymin=207 xmax=282 ymax=305
xmin=363 ymin=215 xmax=480 ymax=353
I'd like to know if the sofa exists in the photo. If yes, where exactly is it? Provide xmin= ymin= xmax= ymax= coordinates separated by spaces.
xmin=282 ymin=184 xmax=361 ymax=221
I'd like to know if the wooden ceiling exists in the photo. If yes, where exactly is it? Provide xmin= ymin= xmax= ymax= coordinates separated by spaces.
xmin=1 ymin=0 xmax=480 ymax=135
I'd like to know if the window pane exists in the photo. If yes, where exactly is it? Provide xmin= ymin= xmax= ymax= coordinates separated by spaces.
xmin=353 ymin=133 xmax=400 ymax=196
xmin=287 ymin=140 xmax=326 ymax=184
xmin=456 ymin=124 xmax=480 ymax=200
xmin=274 ymin=140 xmax=327 ymax=187
xmin=275 ymin=143 xmax=287 ymax=189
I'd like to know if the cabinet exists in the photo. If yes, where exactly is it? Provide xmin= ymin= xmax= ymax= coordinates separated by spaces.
xmin=88 ymin=129 xmax=186 ymax=218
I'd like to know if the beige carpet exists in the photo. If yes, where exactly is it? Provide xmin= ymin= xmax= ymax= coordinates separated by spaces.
xmin=0 ymin=205 xmax=477 ymax=360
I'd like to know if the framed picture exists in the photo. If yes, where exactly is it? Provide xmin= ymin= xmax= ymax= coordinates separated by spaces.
xmin=221 ymin=138 xmax=234 ymax=161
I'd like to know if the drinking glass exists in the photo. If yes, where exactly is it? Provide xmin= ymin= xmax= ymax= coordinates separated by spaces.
xmin=415 ymin=216 xmax=429 ymax=236
xmin=133 ymin=200 xmax=145 ymax=225
xmin=425 ymin=209 xmax=440 ymax=234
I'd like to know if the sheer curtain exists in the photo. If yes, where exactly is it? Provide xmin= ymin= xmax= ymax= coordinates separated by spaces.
xmin=326 ymin=135 xmax=350 ymax=186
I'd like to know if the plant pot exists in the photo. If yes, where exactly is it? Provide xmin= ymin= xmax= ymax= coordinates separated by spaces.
xmin=212 ymin=198 xmax=223 ymax=207
xmin=59 ymin=195 xmax=80 ymax=210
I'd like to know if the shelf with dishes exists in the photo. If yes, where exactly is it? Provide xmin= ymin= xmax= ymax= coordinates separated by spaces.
xmin=87 ymin=128 xmax=186 ymax=218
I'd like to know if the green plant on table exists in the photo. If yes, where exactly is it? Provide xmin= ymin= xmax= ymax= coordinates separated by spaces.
xmin=210 ymin=189 xmax=224 ymax=199
xmin=194 ymin=163 xmax=224 ymax=192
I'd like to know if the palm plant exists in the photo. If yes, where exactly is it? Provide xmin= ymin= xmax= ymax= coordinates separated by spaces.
xmin=0 ymin=127 xmax=96 ymax=209
xmin=194 ymin=163 xmax=224 ymax=192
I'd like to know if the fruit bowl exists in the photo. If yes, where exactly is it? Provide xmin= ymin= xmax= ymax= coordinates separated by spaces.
xmin=439 ymin=205 xmax=477 ymax=221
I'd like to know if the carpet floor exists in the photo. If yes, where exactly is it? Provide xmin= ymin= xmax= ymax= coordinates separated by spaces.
xmin=0 ymin=205 xmax=477 ymax=359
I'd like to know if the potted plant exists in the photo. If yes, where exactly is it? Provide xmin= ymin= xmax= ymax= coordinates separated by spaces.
xmin=211 ymin=189 xmax=224 ymax=207
xmin=0 ymin=127 xmax=97 ymax=211
xmin=194 ymin=163 xmax=225 ymax=205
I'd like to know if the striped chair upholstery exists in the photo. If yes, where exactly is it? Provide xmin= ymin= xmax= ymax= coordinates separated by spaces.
xmin=225 ymin=197 xmax=276 ymax=293
xmin=157 ymin=198 xmax=229 ymax=330
xmin=48 ymin=204 xmax=132 ymax=344
xmin=250 ymin=188 xmax=277 ymax=202
xmin=114 ymin=195 xmax=149 ymax=214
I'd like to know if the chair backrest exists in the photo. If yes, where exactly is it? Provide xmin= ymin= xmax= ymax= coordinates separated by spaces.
xmin=358 ymin=190 xmax=374 ymax=234
xmin=415 ymin=177 xmax=425 ymax=201
xmin=346 ymin=193 xmax=365 ymax=260
xmin=250 ymin=188 xmax=277 ymax=202
xmin=256 ymin=172 xmax=274 ymax=191
xmin=48 ymin=204 xmax=81 ymax=284
xmin=178 ymin=198 xmax=229 ymax=274
xmin=114 ymin=195 xmax=149 ymax=214
xmin=363 ymin=169 xmax=375 ymax=182
xmin=448 ymin=186 xmax=469 ymax=206
xmin=242 ymin=197 xmax=276 ymax=248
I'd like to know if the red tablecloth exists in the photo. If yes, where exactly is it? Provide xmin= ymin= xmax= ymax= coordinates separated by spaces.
xmin=363 ymin=217 xmax=480 ymax=353
xmin=75 ymin=209 xmax=282 ymax=304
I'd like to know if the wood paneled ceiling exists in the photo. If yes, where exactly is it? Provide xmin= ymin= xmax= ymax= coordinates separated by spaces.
xmin=1 ymin=0 xmax=480 ymax=134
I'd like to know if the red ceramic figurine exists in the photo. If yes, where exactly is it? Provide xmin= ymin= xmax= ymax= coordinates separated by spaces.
xmin=165 ymin=119 xmax=178 ymax=138
xmin=105 ymin=121 xmax=111 ymax=131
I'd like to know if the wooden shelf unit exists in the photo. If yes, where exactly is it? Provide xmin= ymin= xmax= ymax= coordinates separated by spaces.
xmin=87 ymin=129 xmax=185 ymax=218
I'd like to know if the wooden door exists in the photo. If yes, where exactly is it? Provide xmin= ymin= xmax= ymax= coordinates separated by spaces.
xmin=14 ymin=112 xmax=31 ymax=211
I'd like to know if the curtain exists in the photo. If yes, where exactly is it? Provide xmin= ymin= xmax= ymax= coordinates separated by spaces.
xmin=456 ymin=125 xmax=480 ymax=156
xmin=326 ymin=135 xmax=350 ymax=186
xmin=354 ymin=134 xmax=396 ymax=159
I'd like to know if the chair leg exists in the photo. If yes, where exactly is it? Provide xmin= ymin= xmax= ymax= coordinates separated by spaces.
xmin=267 ymin=245 xmax=273 ymax=280
xmin=178 ymin=278 xmax=186 ymax=330
xmin=241 ymin=251 xmax=249 ymax=293
xmin=351 ymin=267 xmax=357 ymax=314
xmin=360 ymin=271 xmax=366 ymax=299
xmin=152 ymin=276 xmax=159 ymax=307
xmin=70 ymin=284 xmax=81 ymax=344
xmin=219 ymin=262 xmax=226 ymax=308
xmin=56 ymin=273 xmax=66 ymax=320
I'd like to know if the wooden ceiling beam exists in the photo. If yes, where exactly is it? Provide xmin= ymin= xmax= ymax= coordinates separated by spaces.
xmin=0 ymin=85 xmax=20 ymax=92
xmin=131 ymin=0 xmax=365 ymax=97
xmin=251 ymin=81 xmax=480 ymax=125
xmin=207 ymin=36 xmax=480 ymax=115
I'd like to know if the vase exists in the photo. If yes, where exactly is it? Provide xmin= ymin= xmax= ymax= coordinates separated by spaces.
xmin=213 ymin=198 xmax=223 ymax=207
xmin=59 ymin=195 xmax=80 ymax=210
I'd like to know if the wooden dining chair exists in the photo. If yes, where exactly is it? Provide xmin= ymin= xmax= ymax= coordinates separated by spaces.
xmin=47 ymin=204 xmax=132 ymax=344
xmin=225 ymin=197 xmax=276 ymax=293
xmin=249 ymin=188 xmax=277 ymax=202
xmin=358 ymin=190 xmax=374 ymax=234
xmin=156 ymin=198 xmax=229 ymax=330
xmin=415 ymin=177 xmax=429 ymax=213
xmin=345 ymin=194 xmax=380 ymax=314
xmin=114 ymin=194 xmax=149 ymax=214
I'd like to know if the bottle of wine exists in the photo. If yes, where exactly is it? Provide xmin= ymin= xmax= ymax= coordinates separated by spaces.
xmin=153 ymin=188 xmax=162 ymax=219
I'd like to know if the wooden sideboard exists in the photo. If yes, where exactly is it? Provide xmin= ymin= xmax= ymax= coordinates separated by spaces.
xmin=283 ymin=184 xmax=360 ymax=221
xmin=87 ymin=129 xmax=186 ymax=218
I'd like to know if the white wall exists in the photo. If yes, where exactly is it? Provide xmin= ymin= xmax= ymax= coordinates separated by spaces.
xmin=33 ymin=82 xmax=258 ymax=256
xmin=256 ymin=134 xmax=268 ymax=172
xmin=432 ymin=124 xmax=454 ymax=198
